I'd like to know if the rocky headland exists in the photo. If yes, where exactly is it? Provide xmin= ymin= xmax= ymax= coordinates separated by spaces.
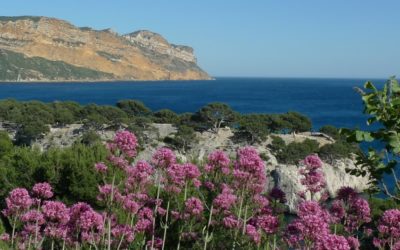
xmin=0 ymin=16 xmax=211 ymax=81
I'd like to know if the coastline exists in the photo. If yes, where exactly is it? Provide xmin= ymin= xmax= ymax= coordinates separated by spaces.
xmin=0 ymin=77 xmax=216 ymax=83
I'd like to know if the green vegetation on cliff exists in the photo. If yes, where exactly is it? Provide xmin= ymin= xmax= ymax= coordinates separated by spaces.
xmin=0 ymin=49 xmax=113 ymax=81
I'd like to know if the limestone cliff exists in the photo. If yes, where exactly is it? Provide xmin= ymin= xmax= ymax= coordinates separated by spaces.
xmin=0 ymin=16 xmax=211 ymax=81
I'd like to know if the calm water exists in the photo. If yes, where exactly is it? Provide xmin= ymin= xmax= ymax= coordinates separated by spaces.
xmin=0 ymin=77 xmax=382 ymax=129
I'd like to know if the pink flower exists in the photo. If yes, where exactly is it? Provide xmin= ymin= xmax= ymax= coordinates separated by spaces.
xmin=21 ymin=210 xmax=45 ymax=225
xmin=233 ymin=147 xmax=267 ymax=194
xmin=206 ymin=150 xmax=230 ymax=174
xmin=347 ymin=236 xmax=360 ymax=250
xmin=299 ymin=154 xmax=326 ymax=196
xmin=32 ymin=182 xmax=53 ymax=199
xmin=138 ymin=207 xmax=153 ymax=220
xmin=316 ymin=234 xmax=350 ymax=250
xmin=147 ymin=237 xmax=163 ymax=249
xmin=125 ymin=160 xmax=154 ymax=191
xmin=329 ymin=200 xmax=345 ymax=223
xmin=42 ymin=201 xmax=70 ymax=224
xmin=344 ymin=197 xmax=371 ymax=233
xmin=246 ymin=224 xmax=261 ymax=244
xmin=374 ymin=209 xmax=400 ymax=249
xmin=112 ymin=224 xmax=135 ymax=243
xmin=68 ymin=203 xmax=104 ymax=244
xmin=94 ymin=162 xmax=108 ymax=174
xmin=122 ymin=196 xmax=139 ymax=214
xmin=297 ymin=201 xmax=330 ymax=222
xmin=213 ymin=186 xmax=237 ymax=211
xmin=257 ymin=214 xmax=279 ymax=234
xmin=185 ymin=197 xmax=204 ymax=216
xmin=0 ymin=233 xmax=10 ymax=242
xmin=3 ymin=188 xmax=33 ymax=216
xmin=134 ymin=219 xmax=152 ymax=233
xmin=109 ymin=130 xmax=138 ymax=158
xmin=222 ymin=215 xmax=239 ymax=229
xmin=152 ymin=147 xmax=176 ymax=169
xmin=303 ymin=154 xmax=323 ymax=169
xmin=97 ymin=184 xmax=119 ymax=202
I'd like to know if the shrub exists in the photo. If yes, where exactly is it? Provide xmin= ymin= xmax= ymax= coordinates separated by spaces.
xmin=274 ymin=138 xmax=319 ymax=164
xmin=196 ymin=102 xmax=237 ymax=132
xmin=153 ymin=109 xmax=179 ymax=124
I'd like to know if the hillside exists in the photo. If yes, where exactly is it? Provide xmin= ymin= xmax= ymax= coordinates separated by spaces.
xmin=0 ymin=16 xmax=211 ymax=81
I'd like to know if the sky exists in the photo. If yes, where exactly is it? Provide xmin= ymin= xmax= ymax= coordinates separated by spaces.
xmin=1 ymin=1 xmax=399 ymax=78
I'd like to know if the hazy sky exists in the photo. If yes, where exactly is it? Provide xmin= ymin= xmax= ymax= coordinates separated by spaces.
xmin=2 ymin=1 xmax=399 ymax=78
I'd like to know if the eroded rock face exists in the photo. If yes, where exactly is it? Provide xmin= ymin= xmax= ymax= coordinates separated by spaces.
xmin=123 ymin=30 xmax=197 ymax=63
xmin=0 ymin=16 xmax=211 ymax=81
xmin=271 ymin=160 xmax=369 ymax=212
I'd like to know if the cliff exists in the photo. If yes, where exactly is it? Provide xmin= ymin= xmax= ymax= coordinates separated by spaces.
xmin=0 ymin=16 xmax=211 ymax=81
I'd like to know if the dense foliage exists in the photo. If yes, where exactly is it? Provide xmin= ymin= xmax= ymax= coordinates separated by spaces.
xmin=341 ymin=77 xmax=400 ymax=194
xmin=0 ymin=99 xmax=314 ymax=147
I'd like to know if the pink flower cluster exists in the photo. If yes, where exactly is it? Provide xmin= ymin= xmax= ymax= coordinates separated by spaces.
xmin=299 ymin=154 xmax=326 ymax=196
xmin=1 ymin=131 xmax=398 ymax=250
xmin=204 ymin=150 xmax=230 ymax=175
xmin=233 ymin=147 xmax=267 ymax=194
xmin=374 ymin=209 xmax=400 ymax=248
xmin=151 ymin=147 xmax=176 ymax=169
xmin=107 ymin=130 xmax=138 ymax=158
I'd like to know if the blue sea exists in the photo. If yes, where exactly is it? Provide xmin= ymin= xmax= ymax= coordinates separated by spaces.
xmin=0 ymin=77 xmax=384 ymax=130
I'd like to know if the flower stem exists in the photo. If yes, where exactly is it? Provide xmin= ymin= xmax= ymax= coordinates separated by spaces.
xmin=162 ymin=200 xmax=170 ymax=250
xmin=203 ymin=204 xmax=213 ymax=250
xmin=151 ymin=175 xmax=162 ymax=249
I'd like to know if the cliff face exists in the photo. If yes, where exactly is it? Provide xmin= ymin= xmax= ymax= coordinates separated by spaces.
xmin=0 ymin=16 xmax=211 ymax=81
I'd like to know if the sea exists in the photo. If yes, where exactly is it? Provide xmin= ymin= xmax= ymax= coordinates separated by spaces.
xmin=0 ymin=77 xmax=396 ymax=194
xmin=0 ymin=77 xmax=382 ymax=130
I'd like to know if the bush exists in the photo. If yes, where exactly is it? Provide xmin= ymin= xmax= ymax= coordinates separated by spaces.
xmin=236 ymin=114 xmax=270 ymax=143
xmin=153 ymin=109 xmax=179 ymax=124
xmin=319 ymin=141 xmax=358 ymax=162
xmin=0 ymin=131 xmax=13 ymax=157
xmin=116 ymin=100 xmax=152 ymax=117
xmin=319 ymin=125 xmax=340 ymax=140
xmin=274 ymin=138 xmax=319 ymax=164
xmin=164 ymin=125 xmax=198 ymax=152
xmin=196 ymin=102 xmax=237 ymax=132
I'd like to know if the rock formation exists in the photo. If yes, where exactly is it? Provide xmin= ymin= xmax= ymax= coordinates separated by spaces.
xmin=0 ymin=16 xmax=211 ymax=81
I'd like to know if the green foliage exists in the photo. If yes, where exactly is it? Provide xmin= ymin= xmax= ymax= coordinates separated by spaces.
xmin=116 ymin=100 xmax=152 ymax=117
xmin=270 ymin=138 xmax=319 ymax=164
xmin=15 ymin=120 xmax=49 ymax=145
xmin=236 ymin=114 xmax=270 ymax=143
xmin=341 ymin=77 xmax=400 ymax=192
xmin=0 ymin=143 xmax=107 ymax=206
xmin=319 ymin=125 xmax=340 ymax=140
xmin=196 ymin=102 xmax=237 ymax=132
xmin=0 ymin=131 xmax=13 ymax=157
xmin=319 ymin=141 xmax=358 ymax=162
xmin=164 ymin=125 xmax=198 ymax=152
xmin=281 ymin=112 xmax=312 ymax=133
xmin=80 ymin=130 xmax=101 ymax=146
xmin=153 ymin=109 xmax=179 ymax=124
xmin=0 ymin=49 xmax=113 ymax=81
xmin=369 ymin=197 xmax=400 ymax=220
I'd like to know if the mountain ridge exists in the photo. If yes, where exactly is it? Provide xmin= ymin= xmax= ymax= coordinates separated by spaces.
xmin=0 ymin=16 xmax=211 ymax=81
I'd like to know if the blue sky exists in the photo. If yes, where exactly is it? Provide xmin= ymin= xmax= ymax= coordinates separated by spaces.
xmin=2 ymin=1 xmax=399 ymax=78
